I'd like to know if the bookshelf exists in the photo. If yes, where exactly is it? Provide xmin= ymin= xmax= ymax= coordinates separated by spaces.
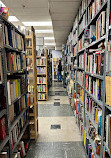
xmin=47 ymin=49 xmax=52 ymax=88
xmin=0 ymin=15 xmax=30 ymax=157
xmin=52 ymin=58 xmax=58 ymax=81
xmin=63 ymin=0 xmax=111 ymax=157
xmin=26 ymin=27 xmax=38 ymax=140
xmin=37 ymin=49 xmax=48 ymax=101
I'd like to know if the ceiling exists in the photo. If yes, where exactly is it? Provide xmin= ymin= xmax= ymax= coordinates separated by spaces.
xmin=2 ymin=0 xmax=81 ymax=50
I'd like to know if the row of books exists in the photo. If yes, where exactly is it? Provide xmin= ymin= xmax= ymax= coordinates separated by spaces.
xmin=73 ymin=44 xmax=77 ymax=57
xmin=37 ymin=77 xmax=46 ymax=84
xmin=86 ymin=118 xmax=101 ymax=155
xmin=106 ymin=114 xmax=111 ymax=154
xmin=26 ymin=38 xmax=32 ymax=47
xmin=78 ymin=0 xmax=87 ymax=20
xmin=26 ymin=58 xmax=32 ymax=67
xmin=10 ymin=113 xmax=27 ymax=149
xmin=27 ymin=94 xmax=33 ymax=106
xmin=78 ymin=13 xmax=87 ymax=36
xmin=88 ymin=0 xmax=107 ymax=24
xmin=9 ymin=95 xmax=27 ymax=123
xmin=37 ymin=67 xmax=46 ymax=74
xmin=86 ymin=50 xmax=104 ymax=75
xmin=72 ymin=30 xmax=77 ymax=46
xmin=73 ymin=16 xmax=78 ymax=31
xmin=79 ymin=54 xmax=85 ymax=69
xmin=85 ymin=95 xmax=102 ymax=134
xmin=78 ymin=35 xmax=84 ymax=51
xmin=77 ymin=71 xmax=84 ymax=86
xmin=4 ymin=24 xmax=24 ymax=50
xmin=38 ymin=93 xmax=47 ymax=100
xmin=0 ymin=85 xmax=6 ymax=110
xmin=0 ymin=54 xmax=3 ymax=81
xmin=37 ymin=58 xmax=46 ymax=66
xmin=26 ymin=49 xmax=32 ymax=56
xmin=85 ymin=75 xmax=103 ymax=101
xmin=0 ymin=116 xmax=7 ymax=140
xmin=37 ymin=85 xmax=46 ymax=92
xmin=96 ymin=11 xmax=106 ymax=40
xmin=28 ymin=85 xmax=33 ymax=93
xmin=7 ymin=75 xmax=27 ymax=105
xmin=6 ymin=52 xmax=26 ymax=72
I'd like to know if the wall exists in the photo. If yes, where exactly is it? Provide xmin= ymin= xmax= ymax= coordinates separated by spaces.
xmin=52 ymin=50 xmax=62 ymax=58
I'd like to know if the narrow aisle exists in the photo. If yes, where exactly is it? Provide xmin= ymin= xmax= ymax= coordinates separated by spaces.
xmin=26 ymin=81 xmax=87 ymax=158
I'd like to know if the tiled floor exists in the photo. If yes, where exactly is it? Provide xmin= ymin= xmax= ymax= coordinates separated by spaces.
xmin=26 ymin=81 xmax=87 ymax=158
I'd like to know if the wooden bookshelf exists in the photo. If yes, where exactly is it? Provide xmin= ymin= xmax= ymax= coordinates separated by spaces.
xmin=26 ymin=26 xmax=38 ymax=140
xmin=37 ymin=49 xmax=48 ymax=101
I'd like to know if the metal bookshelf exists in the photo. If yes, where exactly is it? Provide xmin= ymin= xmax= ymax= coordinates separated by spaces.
xmin=26 ymin=27 xmax=38 ymax=140
xmin=0 ymin=15 xmax=30 ymax=156
xmin=64 ymin=0 xmax=111 ymax=157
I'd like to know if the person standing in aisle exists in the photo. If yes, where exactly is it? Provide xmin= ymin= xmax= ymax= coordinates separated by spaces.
xmin=58 ymin=60 xmax=62 ymax=82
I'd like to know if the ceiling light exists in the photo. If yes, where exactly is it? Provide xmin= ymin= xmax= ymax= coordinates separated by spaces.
xmin=0 ymin=1 xmax=6 ymax=7
xmin=35 ymin=30 xmax=53 ymax=33
xmin=45 ymin=43 xmax=56 ymax=46
xmin=8 ymin=16 xmax=19 ymax=22
xmin=22 ymin=21 xmax=52 ymax=26
xmin=44 ymin=37 xmax=55 ymax=40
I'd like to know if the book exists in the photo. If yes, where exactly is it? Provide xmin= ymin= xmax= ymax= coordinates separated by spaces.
xmin=106 ymin=76 xmax=111 ymax=106
xmin=0 ymin=117 xmax=6 ymax=140
xmin=0 ymin=85 xmax=6 ymax=110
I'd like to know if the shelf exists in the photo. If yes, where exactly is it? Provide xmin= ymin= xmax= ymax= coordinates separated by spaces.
xmin=86 ymin=110 xmax=98 ymax=131
xmin=77 ymin=67 xmax=84 ymax=71
xmin=85 ymin=89 xmax=103 ymax=108
xmin=0 ymin=136 xmax=9 ymax=152
xmin=4 ymin=45 xmax=24 ymax=53
xmin=12 ymin=90 xmax=27 ymax=105
xmin=26 ymin=46 xmax=32 ymax=49
xmin=38 ymin=99 xmax=46 ymax=101
xmin=76 ymin=81 xmax=84 ymax=89
xmin=12 ymin=122 xmax=29 ymax=152
xmin=36 ymin=56 xmax=46 ymax=58
xmin=38 ymin=91 xmax=47 ymax=93
xmin=78 ymin=28 xmax=85 ymax=39
xmin=105 ymin=104 xmax=111 ymax=111
xmin=10 ymin=107 xmax=28 ymax=131
xmin=0 ymin=109 xmax=6 ymax=118
xmin=7 ymin=69 xmax=26 ymax=75
xmin=37 ymin=83 xmax=46 ymax=85
xmin=85 ymin=72 xmax=104 ymax=80
xmin=86 ymin=35 xmax=106 ymax=49
xmin=37 ymin=65 xmax=46 ymax=67
xmin=78 ymin=47 xmax=85 ymax=54
xmin=37 ymin=74 xmax=46 ymax=76
xmin=104 ymin=142 xmax=111 ymax=158
xmin=0 ymin=14 xmax=24 ymax=37
xmin=87 ymin=0 xmax=108 ymax=28
xmin=78 ymin=9 xmax=86 ymax=24
xmin=26 ymin=55 xmax=32 ymax=58
xmin=73 ymin=43 xmax=77 ymax=47
xmin=86 ymin=130 xmax=100 ymax=158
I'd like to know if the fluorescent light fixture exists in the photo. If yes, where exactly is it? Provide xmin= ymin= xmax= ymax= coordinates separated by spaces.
xmin=35 ymin=30 xmax=53 ymax=33
xmin=8 ymin=16 xmax=19 ymax=22
xmin=44 ymin=37 xmax=55 ymax=40
xmin=22 ymin=21 xmax=52 ymax=26
xmin=45 ymin=43 xmax=56 ymax=46
xmin=0 ymin=1 xmax=6 ymax=7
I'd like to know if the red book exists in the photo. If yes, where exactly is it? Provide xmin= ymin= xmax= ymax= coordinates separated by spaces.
xmin=0 ymin=117 xmax=6 ymax=140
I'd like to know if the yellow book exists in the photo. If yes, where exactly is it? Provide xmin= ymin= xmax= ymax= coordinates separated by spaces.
xmin=15 ymin=79 xmax=18 ymax=97
xmin=95 ymin=108 xmax=98 ymax=123
xmin=84 ymin=130 xmax=86 ymax=147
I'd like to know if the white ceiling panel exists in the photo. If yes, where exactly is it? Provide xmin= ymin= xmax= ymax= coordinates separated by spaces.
xmin=51 ymin=13 xmax=75 ymax=21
